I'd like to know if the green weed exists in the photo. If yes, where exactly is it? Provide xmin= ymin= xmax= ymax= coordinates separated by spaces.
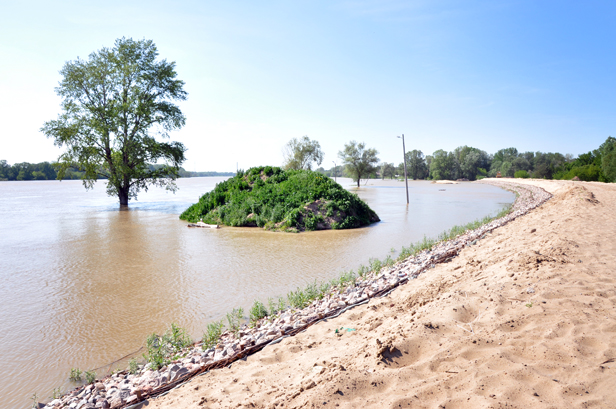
xmin=249 ymin=300 xmax=269 ymax=324
xmin=68 ymin=368 xmax=82 ymax=382
xmin=84 ymin=370 xmax=96 ymax=384
xmin=226 ymin=308 xmax=244 ymax=336
xmin=128 ymin=358 xmax=139 ymax=375
xmin=202 ymin=320 xmax=224 ymax=349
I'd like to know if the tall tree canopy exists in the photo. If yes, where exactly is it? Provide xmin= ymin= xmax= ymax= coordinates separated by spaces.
xmin=338 ymin=141 xmax=379 ymax=187
xmin=282 ymin=136 xmax=324 ymax=170
xmin=600 ymin=136 xmax=616 ymax=182
xmin=405 ymin=149 xmax=428 ymax=180
xmin=41 ymin=37 xmax=187 ymax=205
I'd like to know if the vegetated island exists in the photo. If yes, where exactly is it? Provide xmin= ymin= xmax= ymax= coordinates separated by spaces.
xmin=180 ymin=166 xmax=380 ymax=232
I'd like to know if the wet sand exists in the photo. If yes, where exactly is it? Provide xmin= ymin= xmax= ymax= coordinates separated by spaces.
xmin=147 ymin=179 xmax=616 ymax=409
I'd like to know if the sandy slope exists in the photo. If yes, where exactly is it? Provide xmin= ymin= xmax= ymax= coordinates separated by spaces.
xmin=148 ymin=179 xmax=616 ymax=409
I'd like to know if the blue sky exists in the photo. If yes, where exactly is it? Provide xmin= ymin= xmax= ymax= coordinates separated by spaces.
xmin=1 ymin=0 xmax=614 ymax=172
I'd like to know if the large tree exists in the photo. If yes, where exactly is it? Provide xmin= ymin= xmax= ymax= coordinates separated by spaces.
xmin=600 ymin=136 xmax=616 ymax=182
xmin=41 ymin=38 xmax=187 ymax=206
xmin=282 ymin=136 xmax=324 ymax=170
xmin=405 ymin=150 xmax=428 ymax=180
xmin=338 ymin=141 xmax=379 ymax=187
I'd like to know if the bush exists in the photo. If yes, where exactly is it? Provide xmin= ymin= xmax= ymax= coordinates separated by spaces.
xmin=180 ymin=167 xmax=379 ymax=231
xmin=514 ymin=170 xmax=530 ymax=178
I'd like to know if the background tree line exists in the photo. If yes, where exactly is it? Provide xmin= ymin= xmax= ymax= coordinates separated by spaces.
xmin=307 ymin=136 xmax=616 ymax=183
xmin=0 ymin=160 xmax=234 ymax=182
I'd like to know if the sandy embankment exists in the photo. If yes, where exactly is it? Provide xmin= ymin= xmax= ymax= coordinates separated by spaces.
xmin=150 ymin=179 xmax=616 ymax=409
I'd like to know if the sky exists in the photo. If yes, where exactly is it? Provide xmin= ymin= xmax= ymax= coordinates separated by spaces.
xmin=1 ymin=0 xmax=614 ymax=172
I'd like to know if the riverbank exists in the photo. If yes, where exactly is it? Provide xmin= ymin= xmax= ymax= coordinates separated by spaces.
xmin=39 ymin=178 xmax=602 ymax=409
xmin=145 ymin=178 xmax=615 ymax=408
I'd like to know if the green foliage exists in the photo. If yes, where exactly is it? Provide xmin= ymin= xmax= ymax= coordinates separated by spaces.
xmin=268 ymin=297 xmax=286 ymax=315
xmin=249 ymin=301 xmax=269 ymax=324
xmin=202 ymin=320 xmax=224 ymax=349
xmin=226 ymin=308 xmax=244 ymax=336
xmin=600 ymin=136 xmax=616 ymax=182
xmin=84 ymin=370 xmax=96 ymax=384
xmin=338 ymin=141 xmax=380 ymax=187
xmin=283 ymin=136 xmax=324 ymax=170
xmin=30 ymin=393 xmax=38 ymax=409
xmin=69 ymin=368 xmax=82 ymax=382
xmin=128 ymin=358 xmax=140 ymax=375
xmin=144 ymin=323 xmax=192 ymax=370
xmin=51 ymin=387 xmax=62 ymax=400
xmin=40 ymin=37 xmax=187 ymax=205
xmin=180 ymin=167 xmax=379 ymax=231
xmin=514 ymin=170 xmax=530 ymax=178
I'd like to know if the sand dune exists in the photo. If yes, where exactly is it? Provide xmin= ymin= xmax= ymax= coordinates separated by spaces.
xmin=148 ymin=179 xmax=616 ymax=409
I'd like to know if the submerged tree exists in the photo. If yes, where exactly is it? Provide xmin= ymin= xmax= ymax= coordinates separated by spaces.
xmin=41 ymin=37 xmax=187 ymax=206
xmin=338 ymin=141 xmax=379 ymax=187
xmin=282 ymin=136 xmax=324 ymax=171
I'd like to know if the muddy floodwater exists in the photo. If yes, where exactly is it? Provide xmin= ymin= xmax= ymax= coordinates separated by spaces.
xmin=0 ymin=177 xmax=514 ymax=408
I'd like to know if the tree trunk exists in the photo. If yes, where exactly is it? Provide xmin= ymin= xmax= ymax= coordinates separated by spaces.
xmin=356 ymin=178 xmax=360 ymax=187
xmin=119 ymin=186 xmax=129 ymax=206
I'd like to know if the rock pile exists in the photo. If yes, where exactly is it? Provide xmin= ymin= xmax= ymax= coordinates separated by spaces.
xmin=41 ymin=180 xmax=551 ymax=409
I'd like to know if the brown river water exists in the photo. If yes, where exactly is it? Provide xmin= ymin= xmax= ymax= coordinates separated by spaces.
xmin=0 ymin=177 xmax=514 ymax=408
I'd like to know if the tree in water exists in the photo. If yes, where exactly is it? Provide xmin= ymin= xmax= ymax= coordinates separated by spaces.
xmin=338 ymin=141 xmax=379 ymax=187
xmin=41 ymin=38 xmax=187 ymax=206
xmin=282 ymin=136 xmax=324 ymax=170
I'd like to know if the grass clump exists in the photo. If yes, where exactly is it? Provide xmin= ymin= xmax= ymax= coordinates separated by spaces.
xmin=249 ymin=301 xmax=269 ymax=324
xmin=226 ymin=308 xmax=244 ymax=336
xmin=180 ymin=167 xmax=380 ymax=232
xmin=144 ymin=323 xmax=193 ymax=370
xmin=202 ymin=320 xmax=224 ymax=349
xmin=128 ymin=358 xmax=139 ymax=375
xmin=84 ymin=370 xmax=96 ymax=384
xmin=68 ymin=368 xmax=82 ymax=382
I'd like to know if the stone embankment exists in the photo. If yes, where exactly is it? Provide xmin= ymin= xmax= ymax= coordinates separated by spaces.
xmin=41 ymin=180 xmax=551 ymax=409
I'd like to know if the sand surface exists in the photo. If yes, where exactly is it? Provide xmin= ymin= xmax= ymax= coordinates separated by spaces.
xmin=148 ymin=179 xmax=616 ymax=409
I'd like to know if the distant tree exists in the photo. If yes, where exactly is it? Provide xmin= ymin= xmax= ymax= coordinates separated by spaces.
xmin=41 ymin=37 xmax=187 ymax=206
xmin=379 ymin=162 xmax=396 ymax=179
xmin=338 ymin=141 xmax=379 ymax=187
xmin=454 ymin=146 xmax=490 ymax=180
xmin=429 ymin=150 xmax=458 ymax=180
xmin=599 ymin=136 xmax=616 ymax=182
xmin=282 ymin=136 xmax=324 ymax=171
xmin=405 ymin=150 xmax=428 ymax=180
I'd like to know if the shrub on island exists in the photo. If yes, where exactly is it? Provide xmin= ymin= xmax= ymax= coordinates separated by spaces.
xmin=180 ymin=166 xmax=380 ymax=232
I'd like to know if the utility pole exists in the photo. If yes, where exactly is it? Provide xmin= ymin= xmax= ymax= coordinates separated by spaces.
xmin=398 ymin=134 xmax=409 ymax=205
xmin=332 ymin=161 xmax=337 ymax=183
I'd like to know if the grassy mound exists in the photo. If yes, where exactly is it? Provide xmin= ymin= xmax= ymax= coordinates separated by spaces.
xmin=180 ymin=166 xmax=380 ymax=232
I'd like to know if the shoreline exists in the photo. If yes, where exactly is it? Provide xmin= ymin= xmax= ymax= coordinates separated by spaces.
xmin=38 ymin=179 xmax=553 ymax=409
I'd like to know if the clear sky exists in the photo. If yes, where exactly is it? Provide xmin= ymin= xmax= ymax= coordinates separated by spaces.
xmin=1 ymin=0 xmax=614 ymax=172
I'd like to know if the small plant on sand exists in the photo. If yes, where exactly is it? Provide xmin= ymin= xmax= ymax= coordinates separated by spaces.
xmin=69 ymin=368 xmax=82 ymax=382
xmin=84 ymin=370 xmax=96 ymax=384
xmin=525 ymin=302 xmax=533 ymax=308
xmin=357 ymin=264 xmax=369 ymax=278
xmin=202 ymin=320 xmax=224 ymax=349
xmin=128 ymin=358 xmax=139 ymax=375
xmin=226 ymin=308 xmax=244 ymax=336
xmin=249 ymin=300 xmax=269 ymax=324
